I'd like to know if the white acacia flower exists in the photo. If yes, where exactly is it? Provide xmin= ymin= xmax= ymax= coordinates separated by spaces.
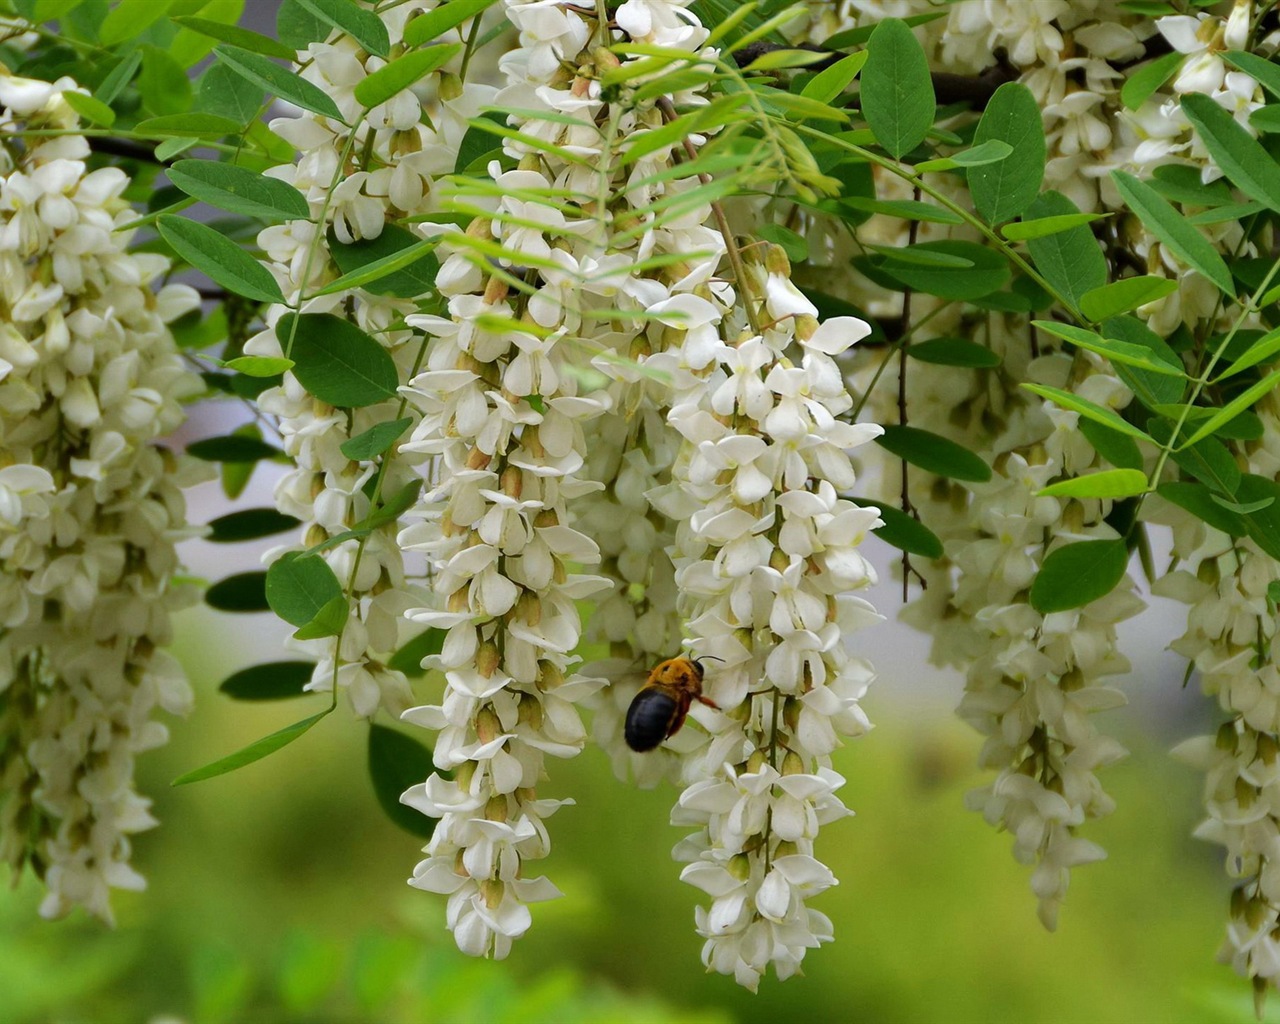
xmin=0 ymin=76 xmax=199 ymax=924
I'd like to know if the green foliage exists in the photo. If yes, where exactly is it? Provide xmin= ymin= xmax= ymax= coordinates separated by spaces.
xmin=861 ymin=500 xmax=944 ymax=559
xmin=860 ymin=19 xmax=934 ymax=159
xmin=323 ymin=226 xmax=439 ymax=297
xmin=907 ymin=338 xmax=1001 ymax=369
xmin=187 ymin=435 xmax=284 ymax=463
xmin=1023 ymin=192 xmax=1106 ymax=315
xmin=1029 ymin=540 xmax=1130 ymax=613
xmin=265 ymin=553 xmax=344 ymax=629
xmin=205 ymin=572 xmax=270 ymax=613
xmin=875 ymin=425 xmax=992 ymax=483
xmin=967 ymin=82 xmax=1043 ymax=224
xmin=207 ymin=508 xmax=302 ymax=543
xmin=219 ymin=661 xmax=315 ymax=701
xmin=404 ymin=0 xmax=501 ymax=46
xmin=167 ymin=160 xmax=310 ymax=221
xmin=340 ymin=418 xmax=413 ymax=461
xmin=352 ymin=43 xmax=459 ymax=108
xmin=172 ymin=710 xmax=331 ymax=786
xmin=1112 ymin=171 xmax=1235 ymax=295
xmin=215 ymin=44 xmax=344 ymax=121
xmin=1181 ymin=93 xmax=1280 ymax=213
xmin=294 ymin=0 xmax=388 ymax=58
xmin=367 ymin=724 xmax=437 ymax=838
xmin=276 ymin=313 xmax=400 ymax=407
xmin=157 ymin=215 xmax=285 ymax=304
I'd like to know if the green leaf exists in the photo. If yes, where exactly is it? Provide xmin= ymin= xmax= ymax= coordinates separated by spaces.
xmin=196 ymin=64 xmax=264 ymax=124
xmin=800 ymin=51 xmax=866 ymax=103
xmin=1024 ymin=191 xmax=1106 ymax=315
xmin=1249 ymin=106 xmax=1280 ymax=134
xmin=63 ymin=91 xmax=115 ymax=127
xmin=1029 ymin=540 xmax=1129 ymax=613
xmin=839 ymin=196 xmax=963 ymax=224
xmin=353 ymin=43 xmax=460 ymax=108
xmin=1032 ymin=320 xmax=1184 ymax=376
xmin=1000 ymin=213 xmax=1107 ymax=241
xmin=361 ymin=479 xmax=422 ymax=531
xmin=1153 ymin=423 xmax=1241 ymax=497
xmin=822 ymin=11 xmax=946 ymax=48
xmin=139 ymin=45 xmax=193 ymax=117
xmin=1022 ymin=383 xmax=1154 ymax=442
xmin=340 ymin=418 xmax=413 ymax=460
xmin=137 ymin=113 xmax=243 ymax=139
xmin=173 ymin=15 xmax=297 ymax=60
xmin=387 ymin=629 xmax=445 ymax=677
xmin=1181 ymin=371 xmax=1280 ymax=448
xmin=861 ymin=500 xmax=943 ymax=559
xmin=266 ymin=553 xmax=344 ymax=628
xmin=187 ymin=434 xmax=284 ymax=462
xmin=1102 ymin=315 xmax=1186 ymax=411
xmin=167 ymin=160 xmax=310 ymax=222
xmin=100 ymin=0 xmax=173 ymax=46
xmin=277 ymin=313 xmax=399 ymax=407
xmin=1180 ymin=93 xmax=1280 ymax=213
xmin=1215 ymin=326 xmax=1280 ymax=381
xmin=206 ymin=572 xmax=269 ymax=612
xmin=1079 ymin=418 xmax=1143 ymax=471
xmin=219 ymin=661 xmax=315 ymax=700
xmin=173 ymin=711 xmax=329 ymax=785
xmin=220 ymin=423 xmax=264 ymax=499
xmin=756 ymin=223 xmax=807 ymax=262
xmin=907 ymin=337 xmax=1001 ymax=368
xmin=876 ymin=240 xmax=1010 ymax=300
xmin=1120 ymin=49 xmax=1184 ymax=111
xmin=968 ymin=82 xmax=1044 ymax=224
xmin=1157 ymin=480 xmax=1246 ymax=536
xmin=294 ymin=0 xmax=389 ymax=56
xmin=454 ymin=110 xmax=507 ymax=173
xmin=915 ymin=140 xmax=1013 ymax=173
xmin=1079 ymin=276 xmax=1180 ymax=322
xmin=1238 ymin=475 xmax=1280 ymax=561
xmin=1147 ymin=163 xmax=1234 ymax=207
xmin=157 ymin=215 xmax=284 ymax=304
xmin=369 ymin=724 xmax=437 ymax=838
xmin=1111 ymin=171 xmax=1239 ymax=298
xmin=1037 ymin=469 xmax=1149 ymax=499
xmin=404 ymin=0 xmax=501 ymax=46
xmin=223 ymin=356 xmax=295 ymax=377
xmin=278 ymin=0 xmax=329 ymax=49
xmin=744 ymin=48 xmax=828 ymax=71
xmin=292 ymin=594 xmax=349 ymax=640
xmin=875 ymin=425 xmax=991 ymax=482
xmin=95 ymin=50 xmax=143 ymax=104
xmin=207 ymin=508 xmax=302 ymax=543
xmin=215 ymin=45 xmax=345 ymax=122
xmin=1223 ymin=51 xmax=1280 ymax=102
xmin=860 ymin=18 xmax=934 ymax=159
xmin=320 ymin=229 xmax=438 ymax=297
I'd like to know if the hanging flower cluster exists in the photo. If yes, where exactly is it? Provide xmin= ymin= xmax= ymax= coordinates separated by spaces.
xmin=393 ymin=0 xmax=886 ymax=978
xmin=0 ymin=73 xmax=201 ymax=923
xmin=652 ymin=247 xmax=883 ymax=989
xmin=245 ymin=3 xmax=493 ymax=718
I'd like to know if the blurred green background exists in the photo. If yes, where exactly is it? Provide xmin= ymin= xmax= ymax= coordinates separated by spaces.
xmin=0 ymin=606 xmax=1269 ymax=1024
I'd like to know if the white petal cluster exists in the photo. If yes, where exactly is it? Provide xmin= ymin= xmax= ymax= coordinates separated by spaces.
xmin=246 ymin=4 xmax=490 ymax=717
xmin=1156 ymin=393 xmax=1280 ymax=997
xmin=0 ymin=74 xmax=201 ymax=923
xmin=1126 ymin=3 xmax=1264 ymax=181
xmin=650 ymin=249 xmax=883 ymax=990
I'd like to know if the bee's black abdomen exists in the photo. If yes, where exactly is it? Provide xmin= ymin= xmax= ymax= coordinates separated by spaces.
xmin=625 ymin=688 xmax=679 ymax=752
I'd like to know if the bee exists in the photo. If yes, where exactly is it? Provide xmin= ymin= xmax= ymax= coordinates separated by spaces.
xmin=624 ymin=656 xmax=720 ymax=752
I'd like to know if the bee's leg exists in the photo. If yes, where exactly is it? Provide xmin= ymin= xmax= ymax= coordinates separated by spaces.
xmin=695 ymin=695 xmax=721 ymax=710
